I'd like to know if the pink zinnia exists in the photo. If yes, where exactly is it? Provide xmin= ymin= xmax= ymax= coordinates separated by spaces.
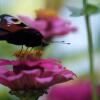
xmin=47 ymin=80 xmax=100 ymax=100
xmin=18 ymin=9 xmax=76 ymax=39
xmin=0 ymin=55 xmax=75 ymax=91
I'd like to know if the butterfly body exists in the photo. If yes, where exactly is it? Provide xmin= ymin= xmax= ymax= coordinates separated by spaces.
xmin=0 ymin=14 xmax=45 ymax=47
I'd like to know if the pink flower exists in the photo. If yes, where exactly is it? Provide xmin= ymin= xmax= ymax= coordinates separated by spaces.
xmin=47 ymin=80 xmax=100 ymax=100
xmin=18 ymin=10 xmax=76 ymax=39
xmin=0 ymin=57 xmax=75 ymax=91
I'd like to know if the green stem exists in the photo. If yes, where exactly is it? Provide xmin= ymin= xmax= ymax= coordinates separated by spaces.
xmin=83 ymin=0 xmax=98 ymax=100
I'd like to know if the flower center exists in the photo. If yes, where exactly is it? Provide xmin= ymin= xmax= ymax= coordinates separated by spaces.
xmin=35 ymin=9 xmax=58 ymax=19
xmin=14 ymin=50 xmax=43 ymax=58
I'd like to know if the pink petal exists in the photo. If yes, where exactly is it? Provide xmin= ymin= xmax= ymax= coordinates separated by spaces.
xmin=18 ymin=16 xmax=47 ymax=30
xmin=0 ymin=59 xmax=12 ymax=66
xmin=0 ymin=76 xmax=13 ymax=89
xmin=0 ymin=59 xmax=20 ymax=66
xmin=35 ymin=77 xmax=53 ymax=84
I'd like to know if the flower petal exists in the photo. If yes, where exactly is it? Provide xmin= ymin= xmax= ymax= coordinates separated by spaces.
xmin=18 ymin=16 xmax=47 ymax=30
xmin=35 ymin=77 xmax=53 ymax=84
xmin=0 ymin=59 xmax=12 ymax=66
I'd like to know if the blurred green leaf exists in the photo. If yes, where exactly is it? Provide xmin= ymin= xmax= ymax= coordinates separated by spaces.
xmin=66 ymin=6 xmax=83 ymax=17
xmin=85 ymin=4 xmax=100 ymax=15
xmin=66 ymin=4 xmax=100 ymax=17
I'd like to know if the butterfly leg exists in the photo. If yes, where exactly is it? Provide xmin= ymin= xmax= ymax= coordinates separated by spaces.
xmin=19 ymin=45 xmax=24 ymax=54
xmin=29 ymin=47 xmax=33 ymax=52
xmin=25 ymin=47 xmax=30 ymax=52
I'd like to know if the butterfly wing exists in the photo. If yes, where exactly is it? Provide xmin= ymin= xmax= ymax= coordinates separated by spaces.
xmin=0 ymin=14 xmax=44 ymax=47
xmin=0 ymin=14 xmax=27 ymax=33
xmin=0 ymin=14 xmax=28 ymax=41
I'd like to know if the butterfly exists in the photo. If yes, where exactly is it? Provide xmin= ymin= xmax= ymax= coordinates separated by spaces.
xmin=0 ymin=14 xmax=46 ymax=47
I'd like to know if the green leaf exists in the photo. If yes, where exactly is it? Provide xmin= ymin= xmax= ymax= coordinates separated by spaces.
xmin=85 ymin=4 xmax=100 ymax=15
xmin=66 ymin=4 xmax=100 ymax=17
xmin=66 ymin=6 xmax=83 ymax=17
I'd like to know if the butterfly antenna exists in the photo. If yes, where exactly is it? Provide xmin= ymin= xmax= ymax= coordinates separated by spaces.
xmin=50 ymin=41 xmax=71 ymax=44
xmin=43 ymin=40 xmax=71 ymax=45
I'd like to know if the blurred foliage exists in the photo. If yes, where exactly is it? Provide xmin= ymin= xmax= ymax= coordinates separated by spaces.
xmin=66 ymin=4 xmax=100 ymax=17
xmin=0 ymin=85 xmax=18 ymax=100
xmin=0 ymin=42 xmax=19 ymax=59
xmin=0 ymin=0 xmax=45 ymax=17
xmin=97 ymin=32 xmax=100 ymax=51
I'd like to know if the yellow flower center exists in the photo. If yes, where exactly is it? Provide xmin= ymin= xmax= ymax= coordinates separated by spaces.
xmin=14 ymin=50 xmax=43 ymax=58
